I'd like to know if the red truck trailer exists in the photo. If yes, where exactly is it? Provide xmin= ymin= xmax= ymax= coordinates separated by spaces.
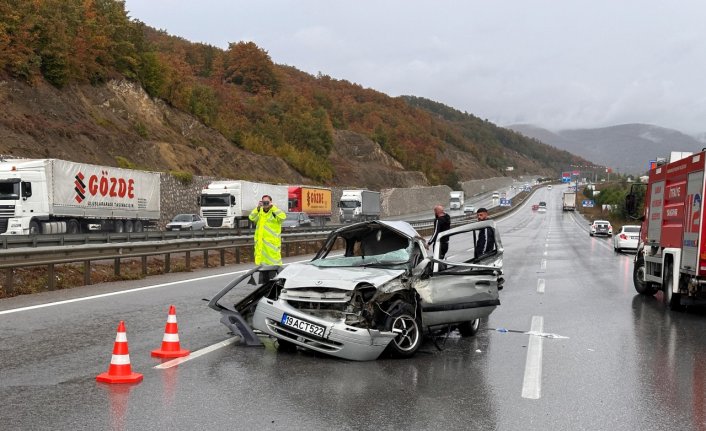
xmin=627 ymin=151 xmax=706 ymax=310
xmin=288 ymin=186 xmax=332 ymax=226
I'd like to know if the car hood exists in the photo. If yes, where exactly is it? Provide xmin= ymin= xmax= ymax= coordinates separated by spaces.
xmin=276 ymin=262 xmax=405 ymax=291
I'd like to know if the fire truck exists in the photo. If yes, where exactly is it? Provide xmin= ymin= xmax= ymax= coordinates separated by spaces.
xmin=627 ymin=151 xmax=706 ymax=310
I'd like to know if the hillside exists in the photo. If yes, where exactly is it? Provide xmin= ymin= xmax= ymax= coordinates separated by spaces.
xmin=508 ymin=123 xmax=704 ymax=174
xmin=0 ymin=0 xmax=591 ymax=189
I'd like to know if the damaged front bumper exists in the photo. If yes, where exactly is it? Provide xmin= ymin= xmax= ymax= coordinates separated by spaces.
xmin=252 ymin=298 xmax=396 ymax=361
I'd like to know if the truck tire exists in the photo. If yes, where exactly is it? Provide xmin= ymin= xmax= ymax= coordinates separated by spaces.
xmin=66 ymin=219 xmax=80 ymax=234
xmin=134 ymin=220 xmax=143 ymax=232
xmin=29 ymin=220 xmax=41 ymax=235
xmin=633 ymin=256 xmax=657 ymax=295
xmin=114 ymin=220 xmax=124 ymax=233
xmin=125 ymin=220 xmax=134 ymax=233
xmin=663 ymin=264 xmax=683 ymax=311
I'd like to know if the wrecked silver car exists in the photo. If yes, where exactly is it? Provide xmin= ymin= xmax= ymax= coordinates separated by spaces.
xmin=209 ymin=220 xmax=503 ymax=361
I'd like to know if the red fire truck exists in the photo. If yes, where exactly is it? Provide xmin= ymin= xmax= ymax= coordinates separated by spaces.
xmin=628 ymin=151 xmax=706 ymax=310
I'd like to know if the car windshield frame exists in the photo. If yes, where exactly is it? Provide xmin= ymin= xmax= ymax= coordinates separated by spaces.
xmin=172 ymin=214 xmax=193 ymax=222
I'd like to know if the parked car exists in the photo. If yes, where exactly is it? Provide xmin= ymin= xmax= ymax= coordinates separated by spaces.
xmin=463 ymin=204 xmax=476 ymax=214
xmin=282 ymin=212 xmax=313 ymax=229
xmin=166 ymin=214 xmax=206 ymax=231
xmin=209 ymin=220 xmax=504 ymax=361
xmin=590 ymin=220 xmax=613 ymax=237
xmin=613 ymin=225 xmax=640 ymax=251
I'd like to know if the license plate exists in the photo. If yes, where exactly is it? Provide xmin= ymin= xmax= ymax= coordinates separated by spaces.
xmin=281 ymin=313 xmax=325 ymax=338
xmin=172 ymin=227 xmax=180 ymax=231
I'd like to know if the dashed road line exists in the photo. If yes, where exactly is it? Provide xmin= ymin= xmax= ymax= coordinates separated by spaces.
xmin=522 ymin=315 xmax=544 ymax=399
xmin=537 ymin=279 xmax=545 ymax=294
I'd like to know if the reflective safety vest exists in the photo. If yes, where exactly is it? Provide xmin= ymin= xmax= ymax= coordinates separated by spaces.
xmin=249 ymin=204 xmax=286 ymax=265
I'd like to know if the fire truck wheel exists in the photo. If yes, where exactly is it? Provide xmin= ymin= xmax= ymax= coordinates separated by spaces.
xmin=633 ymin=256 xmax=657 ymax=296
xmin=663 ymin=264 xmax=683 ymax=311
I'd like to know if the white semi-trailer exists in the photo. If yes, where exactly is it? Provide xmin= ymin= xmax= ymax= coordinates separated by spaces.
xmin=0 ymin=158 xmax=160 ymax=235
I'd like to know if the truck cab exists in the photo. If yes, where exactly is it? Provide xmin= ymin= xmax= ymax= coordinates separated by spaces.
xmin=0 ymin=168 xmax=46 ymax=235
xmin=199 ymin=183 xmax=239 ymax=228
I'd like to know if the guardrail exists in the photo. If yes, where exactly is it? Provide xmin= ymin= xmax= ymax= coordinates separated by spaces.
xmin=0 ymin=186 xmax=537 ymax=296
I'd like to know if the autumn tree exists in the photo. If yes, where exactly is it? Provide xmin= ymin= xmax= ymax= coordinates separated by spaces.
xmin=222 ymin=41 xmax=280 ymax=95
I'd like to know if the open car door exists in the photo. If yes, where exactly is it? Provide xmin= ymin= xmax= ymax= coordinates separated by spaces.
xmin=418 ymin=220 xmax=503 ymax=328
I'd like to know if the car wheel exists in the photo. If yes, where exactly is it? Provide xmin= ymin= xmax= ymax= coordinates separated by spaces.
xmin=663 ymin=263 xmax=683 ymax=311
xmin=384 ymin=302 xmax=422 ymax=358
xmin=633 ymin=255 xmax=657 ymax=296
xmin=589 ymin=232 xmax=594 ymax=237
xmin=458 ymin=318 xmax=481 ymax=337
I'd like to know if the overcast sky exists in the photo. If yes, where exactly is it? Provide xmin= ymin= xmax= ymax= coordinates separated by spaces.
xmin=124 ymin=0 xmax=706 ymax=135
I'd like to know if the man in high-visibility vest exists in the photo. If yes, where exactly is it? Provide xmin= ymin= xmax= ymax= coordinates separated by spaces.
xmin=249 ymin=194 xmax=287 ymax=265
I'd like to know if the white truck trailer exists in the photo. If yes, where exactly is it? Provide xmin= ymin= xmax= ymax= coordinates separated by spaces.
xmin=562 ymin=191 xmax=577 ymax=211
xmin=339 ymin=190 xmax=381 ymax=223
xmin=199 ymin=181 xmax=288 ymax=229
xmin=449 ymin=191 xmax=465 ymax=210
xmin=0 ymin=158 xmax=160 ymax=235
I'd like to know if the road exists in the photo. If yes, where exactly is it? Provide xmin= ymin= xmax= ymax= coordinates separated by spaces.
xmin=2 ymin=186 xmax=705 ymax=430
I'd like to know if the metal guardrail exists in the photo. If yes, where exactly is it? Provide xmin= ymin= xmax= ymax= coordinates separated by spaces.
xmin=0 ymin=186 xmax=538 ymax=296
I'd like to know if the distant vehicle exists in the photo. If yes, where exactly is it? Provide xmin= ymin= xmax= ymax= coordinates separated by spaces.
xmin=463 ymin=204 xmax=476 ymax=214
xmin=531 ymin=204 xmax=539 ymax=211
xmin=492 ymin=191 xmax=500 ymax=199
xmin=537 ymin=201 xmax=547 ymax=213
xmin=339 ymin=190 xmax=381 ymax=223
xmin=199 ymin=181 xmax=288 ymax=229
xmin=282 ymin=212 xmax=312 ymax=229
xmin=547 ymin=185 xmax=553 ymax=190
xmin=166 ymin=214 xmax=206 ymax=231
xmin=613 ymin=225 xmax=640 ymax=252
xmin=288 ymin=186 xmax=332 ymax=226
xmin=590 ymin=220 xmax=613 ymax=237
xmin=449 ymin=191 xmax=465 ymax=210
xmin=562 ymin=191 xmax=577 ymax=211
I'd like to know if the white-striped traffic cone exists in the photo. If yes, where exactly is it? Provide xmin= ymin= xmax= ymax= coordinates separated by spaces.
xmin=96 ymin=321 xmax=143 ymax=384
xmin=151 ymin=305 xmax=190 ymax=358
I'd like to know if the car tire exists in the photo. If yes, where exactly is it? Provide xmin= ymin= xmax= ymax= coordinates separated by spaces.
xmin=663 ymin=263 xmax=683 ymax=311
xmin=589 ymin=232 xmax=594 ymax=237
xmin=384 ymin=302 xmax=422 ymax=358
xmin=458 ymin=318 xmax=481 ymax=337
xmin=633 ymin=255 xmax=658 ymax=296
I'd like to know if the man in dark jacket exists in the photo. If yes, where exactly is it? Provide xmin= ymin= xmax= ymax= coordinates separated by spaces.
xmin=428 ymin=205 xmax=451 ymax=258
xmin=474 ymin=207 xmax=496 ymax=258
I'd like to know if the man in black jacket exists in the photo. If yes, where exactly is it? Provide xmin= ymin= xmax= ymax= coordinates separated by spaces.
xmin=474 ymin=207 xmax=496 ymax=258
xmin=428 ymin=205 xmax=451 ymax=258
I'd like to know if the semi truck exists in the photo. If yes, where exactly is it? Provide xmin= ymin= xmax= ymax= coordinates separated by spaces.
xmin=0 ymin=158 xmax=160 ymax=235
xmin=626 ymin=150 xmax=706 ymax=310
xmin=339 ymin=190 xmax=381 ymax=223
xmin=562 ymin=191 xmax=576 ymax=211
xmin=449 ymin=191 xmax=465 ymax=210
xmin=199 ymin=181 xmax=288 ymax=229
xmin=288 ymin=186 xmax=332 ymax=226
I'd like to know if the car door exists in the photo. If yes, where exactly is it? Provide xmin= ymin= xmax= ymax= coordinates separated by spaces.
xmin=417 ymin=220 xmax=502 ymax=327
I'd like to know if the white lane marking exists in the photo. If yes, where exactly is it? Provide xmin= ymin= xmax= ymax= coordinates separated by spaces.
xmin=537 ymin=279 xmax=545 ymax=294
xmin=0 ymin=258 xmax=313 ymax=316
xmin=154 ymin=336 xmax=240 ymax=369
xmin=543 ymin=251 xmax=548 ymax=256
xmin=522 ymin=315 xmax=544 ymax=399
xmin=540 ymin=259 xmax=547 ymax=270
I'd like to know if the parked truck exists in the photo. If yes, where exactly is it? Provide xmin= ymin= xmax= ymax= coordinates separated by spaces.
xmin=626 ymin=150 xmax=706 ymax=310
xmin=288 ymin=186 xmax=332 ymax=226
xmin=449 ymin=191 xmax=465 ymax=210
xmin=339 ymin=190 xmax=381 ymax=223
xmin=0 ymin=158 xmax=160 ymax=235
xmin=199 ymin=181 xmax=288 ymax=229
xmin=562 ymin=191 xmax=576 ymax=211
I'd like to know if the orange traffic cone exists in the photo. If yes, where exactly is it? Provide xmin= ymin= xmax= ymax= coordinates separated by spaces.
xmin=96 ymin=321 xmax=143 ymax=384
xmin=151 ymin=305 xmax=190 ymax=358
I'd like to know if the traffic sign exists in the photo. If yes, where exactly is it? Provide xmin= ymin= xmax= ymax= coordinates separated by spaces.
xmin=582 ymin=200 xmax=594 ymax=208
xmin=500 ymin=198 xmax=511 ymax=207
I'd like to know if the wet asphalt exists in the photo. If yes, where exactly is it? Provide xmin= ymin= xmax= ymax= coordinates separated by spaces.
xmin=2 ymin=186 xmax=706 ymax=430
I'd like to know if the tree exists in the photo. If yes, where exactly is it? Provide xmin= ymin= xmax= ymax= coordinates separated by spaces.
xmin=222 ymin=41 xmax=280 ymax=95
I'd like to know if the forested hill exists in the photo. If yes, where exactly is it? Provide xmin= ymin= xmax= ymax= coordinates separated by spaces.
xmin=0 ymin=0 xmax=591 ymax=189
